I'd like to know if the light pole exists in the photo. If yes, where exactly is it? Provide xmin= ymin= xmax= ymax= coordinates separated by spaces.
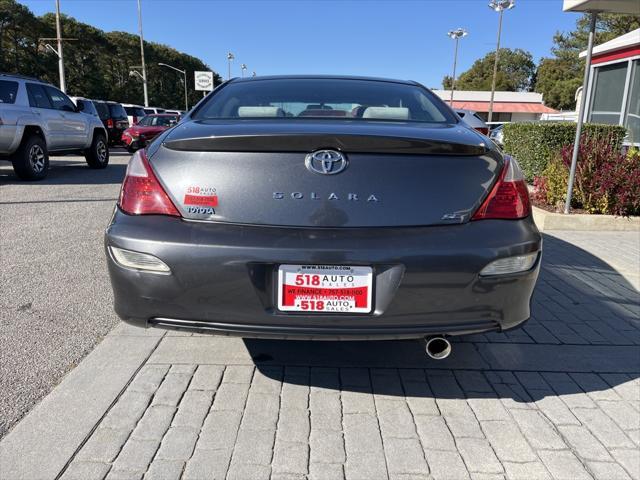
xmin=564 ymin=12 xmax=597 ymax=214
xmin=158 ymin=63 xmax=188 ymax=111
xmin=447 ymin=28 xmax=468 ymax=106
xmin=54 ymin=0 xmax=66 ymax=92
xmin=137 ymin=0 xmax=149 ymax=107
xmin=227 ymin=52 xmax=234 ymax=79
xmin=240 ymin=64 xmax=247 ymax=77
xmin=487 ymin=0 xmax=515 ymax=123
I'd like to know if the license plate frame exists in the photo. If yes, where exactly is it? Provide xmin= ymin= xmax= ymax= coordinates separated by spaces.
xmin=277 ymin=264 xmax=374 ymax=314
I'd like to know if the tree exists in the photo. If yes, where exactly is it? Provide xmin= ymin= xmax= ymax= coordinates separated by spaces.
xmin=442 ymin=48 xmax=536 ymax=92
xmin=0 ymin=0 xmax=221 ymax=109
xmin=0 ymin=0 xmax=52 ymax=77
xmin=536 ymin=13 xmax=640 ymax=110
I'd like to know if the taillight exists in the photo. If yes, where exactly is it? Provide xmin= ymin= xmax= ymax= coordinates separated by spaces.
xmin=475 ymin=127 xmax=490 ymax=136
xmin=118 ymin=149 xmax=180 ymax=216
xmin=472 ymin=156 xmax=530 ymax=220
xmin=107 ymin=119 xmax=114 ymax=128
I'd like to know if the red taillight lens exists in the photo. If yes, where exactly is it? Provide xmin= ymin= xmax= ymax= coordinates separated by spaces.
xmin=107 ymin=119 xmax=114 ymax=128
xmin=475 ymin=127 xmax=490 ymax=136
xmin=472 ymin=156 xmax=530 ymax=220
xmin=118 ymin=149 xmax=180 ymax=217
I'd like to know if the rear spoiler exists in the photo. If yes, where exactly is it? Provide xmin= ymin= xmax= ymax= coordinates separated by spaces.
xmin=163 ymin=133 xmax=490 ymax=156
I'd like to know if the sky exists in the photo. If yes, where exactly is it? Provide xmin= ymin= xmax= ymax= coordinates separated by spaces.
xmin=20 ymin=0 xmax=581 ymax=89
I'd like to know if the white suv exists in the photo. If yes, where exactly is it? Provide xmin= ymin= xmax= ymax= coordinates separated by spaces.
xmin=0 ymin=74 xmax=108 ymax=180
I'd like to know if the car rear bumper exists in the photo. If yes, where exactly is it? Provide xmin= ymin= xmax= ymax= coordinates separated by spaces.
xmin=107 ymin=127 xmax=127 ymax=144
xmin=121 ymin=133 xmax=142 ymax=150
xmin=105 ymin=209 xmax=542 ymax=340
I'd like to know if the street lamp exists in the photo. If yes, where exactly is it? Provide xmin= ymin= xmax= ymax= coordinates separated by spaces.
xmin=240 ymin=64 xmax=247 ymax=77
xmin=129 ymin=69 xmax=144 ymax=81
xmin=487 ymin=0 xmax=515 ymax=123
xmin=227 ymin=52 xmax=235 ymax=79
xmin=54 ymin=0 xmax=65 ymax=92
xmin=137 ymin=0 xmax=149 ymax=107
xmin=158 ymin=63 xmax=188 ymax=111
xmin=39 ymin=1 xmax=77 ymax=92
xmin=447 ymin=28 xmax=468 ymax=106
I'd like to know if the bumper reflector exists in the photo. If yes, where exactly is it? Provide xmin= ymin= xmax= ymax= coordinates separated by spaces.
xmin=110 ymin=247 xmax=170 ymax=273
xmin=480 ymin=252 xmax=538 ymax=276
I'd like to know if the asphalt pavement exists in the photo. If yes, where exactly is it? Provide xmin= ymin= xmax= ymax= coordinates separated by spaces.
xmin=0 ymin=151 xmax=130 ymax=438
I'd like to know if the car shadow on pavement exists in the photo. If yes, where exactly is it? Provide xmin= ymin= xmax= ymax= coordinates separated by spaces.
xmin=243 ymin=234 xmax=639 ymax=403
xmin=0 ymin=153 xmax=128 ymax=186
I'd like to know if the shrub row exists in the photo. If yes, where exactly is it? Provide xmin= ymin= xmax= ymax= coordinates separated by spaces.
xmin=502 ymin=122 xmax=627 ymax=182
xmin=533 ymin=136 xmax=640 ymax=217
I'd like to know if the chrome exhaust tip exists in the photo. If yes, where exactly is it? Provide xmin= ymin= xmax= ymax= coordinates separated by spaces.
xmin=425 ymin=336 xmax=452 ymax=360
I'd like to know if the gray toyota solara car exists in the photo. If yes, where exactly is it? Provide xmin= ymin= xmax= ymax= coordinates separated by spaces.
xmin=105 ymin=75 xmax=541 ymax=356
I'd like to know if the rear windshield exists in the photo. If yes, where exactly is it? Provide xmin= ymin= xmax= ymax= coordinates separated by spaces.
xmin=0 ymin=80 xmax=19 ymax=104
xmin=193 ymin=78 xmax=456 ymax=123
xmin=125 ymin=106 xmax=145 ymax=117
xmin=108 ymin=103 xmax=127 ymax=119
xmin=137 ymin=115 xmax=179 ymax=127
xmin=77 ymin=99 xmax=97 ymax=115
xmin=94 ymin=101 xmax=110 ymax=120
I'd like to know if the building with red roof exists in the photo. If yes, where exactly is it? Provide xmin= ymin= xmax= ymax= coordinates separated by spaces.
xmin=433 ymin=90 xmax=558 ymax=123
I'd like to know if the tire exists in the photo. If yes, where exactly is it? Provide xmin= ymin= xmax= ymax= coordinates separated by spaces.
xmin=11 ymin=134 xmax=49 ymax=181
xmin=85 ymin=132 xmax=109 ymax=169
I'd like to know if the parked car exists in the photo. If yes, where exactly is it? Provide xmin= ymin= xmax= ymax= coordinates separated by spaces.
xmin=105 ymin=75 xmax=540 ymax=358
xmin=489 ymin=124 xmax=505 ymax=147
xmin=455 ymin=109 xmax=490 ymax=135
xmin=164 ymin=109 xmax=183 ymax=116
xmin=121 ymin=113 xmax=180 ymax=152
xmin=122 ymin=103 xmax=146 ymax=126
xmin=69 ymin=96 xmax=99 ymax=117
xmin=0 ymin=73 xmax=108 ymax=180
xmin=143 ymin=107 xmax=165 ymax=115
xmin=93 ymin=100 xmax=130 ymax=145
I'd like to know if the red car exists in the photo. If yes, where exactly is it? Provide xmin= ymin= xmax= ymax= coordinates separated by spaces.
xmin=121 ymin=114 xmax=179 ymax=152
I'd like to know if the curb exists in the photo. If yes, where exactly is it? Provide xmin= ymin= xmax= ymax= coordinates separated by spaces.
xmin=0 ymin=326 xmax=164 ymax=480
xmin=533 ymin=206 xmax=640 ymax=232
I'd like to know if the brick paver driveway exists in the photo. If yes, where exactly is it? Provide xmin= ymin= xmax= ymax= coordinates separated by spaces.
xmin=3 ymin=231 xmax=640 ymax=480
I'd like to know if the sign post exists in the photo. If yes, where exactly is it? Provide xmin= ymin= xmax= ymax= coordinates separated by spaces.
xmin=194 ymin=71 xmax=214 ymax=98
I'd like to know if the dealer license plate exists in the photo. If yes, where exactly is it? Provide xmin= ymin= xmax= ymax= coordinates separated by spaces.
xmin=277 ymin=265 xmax=373 ymax=313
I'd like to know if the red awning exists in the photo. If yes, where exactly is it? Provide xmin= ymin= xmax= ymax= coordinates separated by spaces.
xmin=592 ymin=45 xmax=640 ymax=65
xmin=451 ymin=101 xmax=558 ymax=114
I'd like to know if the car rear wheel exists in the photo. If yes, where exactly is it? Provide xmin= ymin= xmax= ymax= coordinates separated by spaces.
xmin=12 ymin=134 xmax=49 ymax=181
xmin=85 ymin=132 xmax=109 ymax=169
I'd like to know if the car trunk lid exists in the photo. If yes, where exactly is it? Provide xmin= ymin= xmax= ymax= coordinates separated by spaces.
xmin=150 ymin=120 xmax=501 ymax=227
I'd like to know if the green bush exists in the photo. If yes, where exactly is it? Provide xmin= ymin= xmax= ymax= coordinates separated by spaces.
xmin=502 ymin=122 xmax=627 ymax=182
xmin=533 ymin=139 xmax=640 ymax=216
xmin=532 ymin=155 xmax=568 ymax=209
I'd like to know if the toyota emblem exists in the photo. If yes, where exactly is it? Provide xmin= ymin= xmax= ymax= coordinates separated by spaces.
xmin=305 ymin=150 xmax=348 ymax=175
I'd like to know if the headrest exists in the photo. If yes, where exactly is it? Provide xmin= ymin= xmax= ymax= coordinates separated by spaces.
xmin=237 ymin=106 xmax=285 ymax=117
xmin=362 ymin=107 xmax=410 ymax=120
